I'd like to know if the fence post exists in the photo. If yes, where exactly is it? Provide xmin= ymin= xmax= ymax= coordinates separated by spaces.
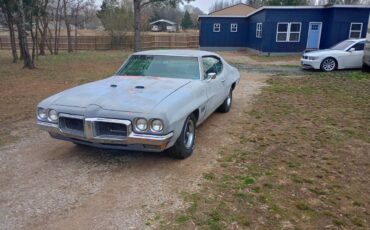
xmin=94 ymin=36 xmax=97 ymax=50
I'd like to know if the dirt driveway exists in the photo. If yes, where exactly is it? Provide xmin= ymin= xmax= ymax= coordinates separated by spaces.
xmin=0 ymin=71 xmax=269 ymax=229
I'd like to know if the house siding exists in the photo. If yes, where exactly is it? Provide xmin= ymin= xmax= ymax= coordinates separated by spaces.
xmin=199 ymin=6 xmax=370 ymax=53
xmin=199 ymin=17 xmax=247 ymax=48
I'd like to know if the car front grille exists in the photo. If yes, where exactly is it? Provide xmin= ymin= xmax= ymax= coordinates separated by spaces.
xmin=94 ymin=121 xmax=128 ymax=138
xmin=59 ymin=117 xmax=84 ymax=136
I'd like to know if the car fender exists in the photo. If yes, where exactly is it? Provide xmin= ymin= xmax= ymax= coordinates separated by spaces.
xmin=152 ymin=81 xmax=208 ymax=147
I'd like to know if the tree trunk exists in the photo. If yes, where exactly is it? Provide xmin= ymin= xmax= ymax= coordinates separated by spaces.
xmin=30 ymin=16 xmax=36 ymax=63
xmin=63 ymin=0 xmax=73 ymax=53
xmin=74 ymin=3 xmax=80 ymax=52
xmin=47 ymin=27 xmax=54 ymax=54
xmin=5 ymin=9 xmax=18 ymax=63
xmin=133 ymin=0 xmax=141 ymax=52
xmin=16 ymin=23 xmax=24 ymax=60
xmin=38 ymin=17 xmax=49 ymax=55
xmin=54 ymin=0 xmax=61 ymax=54
xmin=38 ymin=0 xmax=49 ymax=56
xmin=17 ymin=0 xmax=34 ymax=69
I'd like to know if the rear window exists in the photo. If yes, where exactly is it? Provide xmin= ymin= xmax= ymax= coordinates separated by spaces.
xmin=117 ymin=55 xmax=200 ymax=80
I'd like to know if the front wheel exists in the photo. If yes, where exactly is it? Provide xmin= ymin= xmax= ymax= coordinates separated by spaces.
xmin=168 ymin=114 xmax=196 ymax=159
xmin=320 ymin=57 xmax=337 ymax=72
xmin=217 ymin=89 xmax=233 ymax=113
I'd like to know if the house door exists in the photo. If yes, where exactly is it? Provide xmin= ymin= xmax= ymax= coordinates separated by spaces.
xmin=307 ymin=22 xmax=322 ymax=49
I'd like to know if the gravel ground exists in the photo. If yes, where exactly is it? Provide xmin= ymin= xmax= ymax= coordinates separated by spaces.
xmin=0 ymin=72 xmax=269 ymax=229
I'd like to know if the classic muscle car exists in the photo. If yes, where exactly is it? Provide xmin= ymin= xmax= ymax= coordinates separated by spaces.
xmin=37 ymin=50 xmax=240 ymax=159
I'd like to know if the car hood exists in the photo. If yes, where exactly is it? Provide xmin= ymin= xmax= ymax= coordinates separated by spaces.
xmin=305 ymin=49 xmax=344 ymax=56
xmin=51 ymin=75 xmax=192 ymax=113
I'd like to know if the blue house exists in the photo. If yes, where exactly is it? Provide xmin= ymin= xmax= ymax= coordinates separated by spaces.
xmin=199 ymin=5 xmax=370 ymax=54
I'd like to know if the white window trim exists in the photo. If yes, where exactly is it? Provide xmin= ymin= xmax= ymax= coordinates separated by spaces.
xmin=230 ymin=23 xmax=238 ymax=32
xmin=349 ymin=22 xmax=363 ymax=38
xmin=256 ymin=23 xmax=262 ymax=38
xmin=213 ymin=23 xmax=221 ymax=33
xmin=276 ymin=22 xmax=302 ymax=42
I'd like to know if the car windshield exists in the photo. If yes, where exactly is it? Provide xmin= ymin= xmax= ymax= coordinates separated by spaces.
xmin=117 ymin=55 xmax=200 ymax=80
xmin=331 ymin=41 xmax=355 ymax=50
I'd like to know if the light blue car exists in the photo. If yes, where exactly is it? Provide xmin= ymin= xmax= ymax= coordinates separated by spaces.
xmin=37 ymin=50 xmax=240 ymax=159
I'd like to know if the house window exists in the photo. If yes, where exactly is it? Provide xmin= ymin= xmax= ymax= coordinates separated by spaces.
xmin=231 ymin=23 xmax=238 ymax=32
xmin=213 ymin=23 xmax=221 ymax=32
xmin=349 ymin=23 xmax=363 ymax=38
xmin=256 ymin=23 xmax=262 ymax=38
xmin=276 ymin=22 xmax=301 ymax=42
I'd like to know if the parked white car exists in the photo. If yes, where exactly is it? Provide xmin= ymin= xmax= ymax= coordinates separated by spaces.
xmin=301 ymin=38 xmax=366 ymax=72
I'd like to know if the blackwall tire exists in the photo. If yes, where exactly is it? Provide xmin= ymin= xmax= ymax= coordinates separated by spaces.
xmin=168 ymin=114 xmax=196 ymax=159
xmin=217 ymin=89 xmax=233 ymax=113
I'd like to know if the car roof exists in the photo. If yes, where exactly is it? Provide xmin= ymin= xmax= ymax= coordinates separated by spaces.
xmin=346 ymin=38 xmax=366 ymax=42
xmin=133 ymin=49 xmax=218 ymax=57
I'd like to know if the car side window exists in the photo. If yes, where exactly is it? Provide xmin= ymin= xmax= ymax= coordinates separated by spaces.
xmin=351 ymin=42 xmax=365 ymax=51
xmin=202 ymin=56 xmax=223 ymax=77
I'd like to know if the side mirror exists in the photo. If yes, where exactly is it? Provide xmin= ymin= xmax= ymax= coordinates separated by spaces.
xmin=207 ymin=72 xmax=217 ymax=80
xmin=348 ymin=48 xmax=355 ymax=52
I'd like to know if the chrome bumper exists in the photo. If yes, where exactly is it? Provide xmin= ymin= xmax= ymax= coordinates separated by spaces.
xmin=37 ymin=120 xmax=173 ymax=150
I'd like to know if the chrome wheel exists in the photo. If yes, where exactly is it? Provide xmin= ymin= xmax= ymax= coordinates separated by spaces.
xmin=321 ymin=58 xmax=336 ymax=71
xmin=226 ymin=94 xmax=231 ymax=107
xmin=184 ymin=118 xmax=195 ymax=149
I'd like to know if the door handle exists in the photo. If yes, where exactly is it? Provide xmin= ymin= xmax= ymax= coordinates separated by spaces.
xmin=221 ymin=79 xmax=226 ymax=83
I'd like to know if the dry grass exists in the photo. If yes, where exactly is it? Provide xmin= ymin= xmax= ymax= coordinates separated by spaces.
xmin=0 ymin=50 xmax=129 ymax=146
xmin=162 ymin=72 xmax=370 ymax=229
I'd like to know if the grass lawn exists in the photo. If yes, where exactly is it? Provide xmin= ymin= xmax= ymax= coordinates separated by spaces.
xmin=162 ymin=72 xmax=370 ymax=229
xmin=0 ymin=50 xmax=129 ymax=146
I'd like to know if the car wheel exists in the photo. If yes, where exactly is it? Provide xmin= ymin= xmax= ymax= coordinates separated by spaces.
xmin=168 ymin=114 xmax=196 ymax=159
xmin=362 ymin=63 xmax=370 ymax=72
xmin=320 ymin=58 xmax=337 ymax=72
xmin=217 ymin=89 xmax=233 ymax=113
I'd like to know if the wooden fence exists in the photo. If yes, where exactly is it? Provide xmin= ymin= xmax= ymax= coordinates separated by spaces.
xmin=0 ymin=33 xmax=199 ymax=50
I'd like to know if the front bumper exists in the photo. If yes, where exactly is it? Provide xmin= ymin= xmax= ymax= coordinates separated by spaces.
xmin=37 ymin=120 xmax=174 ymax=152
xmin=300 ymin=58 xmax=321 ymax=69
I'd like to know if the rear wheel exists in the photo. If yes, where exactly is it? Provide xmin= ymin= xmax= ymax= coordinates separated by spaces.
xmin=217 ymin=89 xmax=233 ymax=113
xmin=168 ymin=114 xmax=196 ymax=159
xmin=320 ymin=57 xmax=337 ymax=72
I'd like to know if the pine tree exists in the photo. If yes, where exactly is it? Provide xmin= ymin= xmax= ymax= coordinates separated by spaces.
xmin=181 ymin=10 xmax=193 ymax=30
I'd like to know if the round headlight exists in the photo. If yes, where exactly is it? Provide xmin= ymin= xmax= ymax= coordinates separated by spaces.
xmin=151 ymin=119 xmax=163 ymax=132
xmin=37 ymin=108 xmax=47 ymax=120
xmin=48 ymin=109 xmax=58 ymax=121
xmin=135 ymin=118 xmax=148 ymax=131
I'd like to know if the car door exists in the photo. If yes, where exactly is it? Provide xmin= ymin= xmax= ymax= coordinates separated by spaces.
xmin=345 ymin=42 xmax=365 ymax=68
xmin=202 ymin=56 xmax=226 ymax=115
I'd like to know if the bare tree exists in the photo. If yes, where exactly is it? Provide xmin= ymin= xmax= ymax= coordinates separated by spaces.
xmin=54 ymin=0 xmax=62 ymax=54
xmin=0 ymin=0 xmax=18 ymax=62
xmin=73 ymin=0 xmax=83 ymax=52
xmin=37 ymin=0 xmax=49 ymax=55
xmin=16 ymin=0 xmax=34 ymax=68
xmin=63 ymin=0 xmax=73 ymax=52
